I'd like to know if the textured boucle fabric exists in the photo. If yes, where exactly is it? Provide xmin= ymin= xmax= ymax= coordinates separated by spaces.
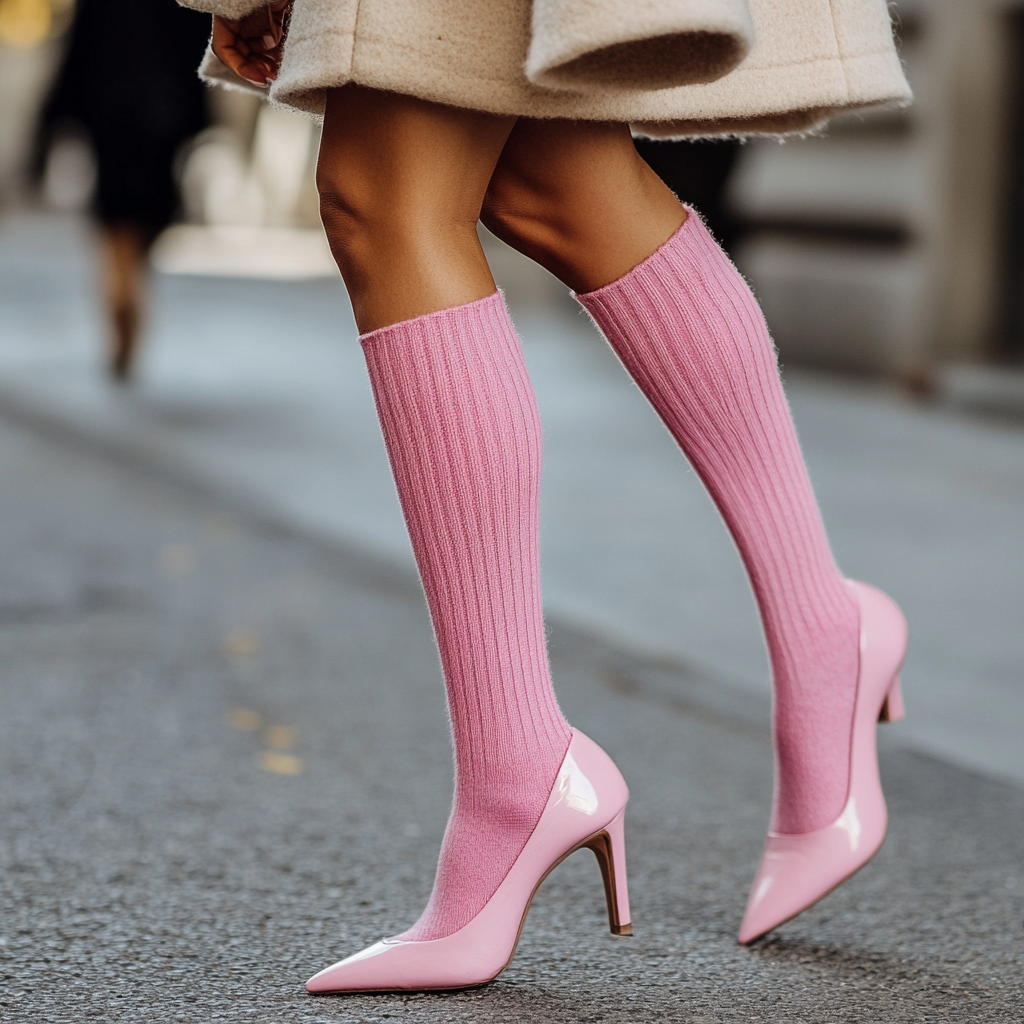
xmin=182 ymin=0 xmax=265 ymax=17
xmin=182 ymin=0 xmax=911 ymax=137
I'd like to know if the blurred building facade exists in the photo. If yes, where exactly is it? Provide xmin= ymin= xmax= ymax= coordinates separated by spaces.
xmin=731 ymin=0 xmax=1024 ymax=378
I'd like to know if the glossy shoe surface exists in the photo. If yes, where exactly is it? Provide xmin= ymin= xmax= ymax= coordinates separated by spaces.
xmin=306 ymin=729 xmax=630 ymax=993
xmin=738 ymin=580 xmax=907 ymax=944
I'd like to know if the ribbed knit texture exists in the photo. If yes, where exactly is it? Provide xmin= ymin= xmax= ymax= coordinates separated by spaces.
xmin=577 ymin=212 xmax=860 ymax=835
xmin=360 ymin=291 xmax=572 ymax=941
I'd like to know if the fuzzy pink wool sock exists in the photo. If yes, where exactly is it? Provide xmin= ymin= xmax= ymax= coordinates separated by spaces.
xmin=577 ymin=212 xmax=861 ymax=836
xmin=360 ymin=291 xmax=572 ymax=941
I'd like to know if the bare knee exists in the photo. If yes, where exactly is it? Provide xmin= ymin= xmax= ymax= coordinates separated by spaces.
xmin=315 ymin=87 xmax=515 ymax=325
xmin=314 ymin=87 xmax=515 ymax=331
xmin=481 ymin=121 xmax=685 ymax=292
xmin=481 ymin=161 xmax=653 ymax=292
xmin=315 ymin=163 xmax=403 ymax=293
xmin=317 ymin=162 xmax=491 ymax=331
xmin=480 ymin=172 xmax=569 ymax=278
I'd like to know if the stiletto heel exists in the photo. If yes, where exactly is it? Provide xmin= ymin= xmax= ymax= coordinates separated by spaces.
xmin=306 ymin=730 xmax=630 ymax=993
xmin=583 ymin=808 xmax=632 ymax=935
xmin=738 ymin=580 xmax=908 ymax=944
xmin=879 ymin=675 xmax=905 ymax=723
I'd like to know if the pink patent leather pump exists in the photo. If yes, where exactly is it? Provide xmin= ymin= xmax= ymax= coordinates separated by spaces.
xmin=738 ymin=580 xmax=908 ymax=944
xmin=306 ymin=729 xmax=631 ymax=993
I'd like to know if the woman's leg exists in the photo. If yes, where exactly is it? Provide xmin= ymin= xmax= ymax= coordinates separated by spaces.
xmin=483 ymin=120 xmax=861 ymax=837
xmin=481 ymin=119 xmax=686 ymax=292
xmin=317 ymin=85 xmax=513 ymax=332
xmin=316 ymin=88 xmax=571 ymax=941
xmin=101 ymin=220 xmax=150 ymax=382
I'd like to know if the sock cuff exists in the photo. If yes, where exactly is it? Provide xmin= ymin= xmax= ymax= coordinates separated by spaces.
xmin=359 ymin=290 xmax=508 ymax=349
xmin=574 ymin=207 xmax=732 ymax=310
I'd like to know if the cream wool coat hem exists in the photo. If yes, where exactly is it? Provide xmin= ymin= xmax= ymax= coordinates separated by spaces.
xmin=182 ymin=0 xmax=911 ymax=138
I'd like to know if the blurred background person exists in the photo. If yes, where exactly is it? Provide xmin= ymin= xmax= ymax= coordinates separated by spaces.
xmin=36 ymin=0 xmax=210 ymax=382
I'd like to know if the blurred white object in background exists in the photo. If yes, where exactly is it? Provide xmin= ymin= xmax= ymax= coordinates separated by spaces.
xmin=180 ymin=127 xmax=267 ymax=227
xmin=151 ymin=224 xmax=335 ymax=279
xmin=251 ymin=105 xmax=320 ymax=228
xmin=166 ymin=101 xmax=331 ymax=279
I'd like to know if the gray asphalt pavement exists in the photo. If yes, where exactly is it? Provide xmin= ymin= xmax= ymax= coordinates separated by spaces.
xmin=1 ymin=402 xmax=1022 ymax=1022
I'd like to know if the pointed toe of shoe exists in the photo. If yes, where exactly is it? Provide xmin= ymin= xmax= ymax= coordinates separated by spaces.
xmin=737 ymin=839 xmax=820 ymax=944
xmin=306 ymin=964 xmax=354 ymax=994
xmin=305 ymin=942 xmax=387 ymax=993
xmin=737 ymin=838 xmax=813 ymax=944
xmin=305 ymin=940 xmax=427 ymax=993
xmin=304 ymin=932 xmax=508 ymax=993
xmin=738 ymin=797 xmax=888 ymax=944
xmin=305 ymin=964 xmax=345 ymax=993
xmin=303 ymin=937 xmax=411 ymax=991
xmin=737 ymin=904 xmax=774 ymax=946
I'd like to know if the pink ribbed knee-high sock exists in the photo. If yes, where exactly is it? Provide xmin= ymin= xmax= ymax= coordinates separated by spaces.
xmin=360 ymin=291 xmax=572 ymax=941
xmin=577 ymin=212 xmax=860 ymax=836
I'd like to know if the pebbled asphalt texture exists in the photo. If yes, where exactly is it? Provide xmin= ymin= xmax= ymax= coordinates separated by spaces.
xmin=0 ymin=411 xmax=1022 ymax=1023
